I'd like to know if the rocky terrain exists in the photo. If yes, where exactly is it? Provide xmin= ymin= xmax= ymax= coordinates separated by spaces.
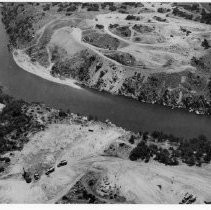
xmin=0 ymin=87 xmax=211 ymax=204
xmin=1 ymin=2 xmax=211 ymax=204
xmin=2 ymin=2 xmax=211 ymax=115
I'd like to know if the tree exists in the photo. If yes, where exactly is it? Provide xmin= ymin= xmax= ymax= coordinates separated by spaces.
xmin=201 ymin=39 xmax=210 ymax=49
xmin=66 ymin=5 xmax=76 ymax=12
xmin=128 ymin=135 xmax=135 ymax=144
xmin=129 ymin=141 xmax=149 ymax=161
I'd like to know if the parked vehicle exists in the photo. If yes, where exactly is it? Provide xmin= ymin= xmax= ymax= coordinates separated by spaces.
xmin=34 ymin=173 xmax=40 ymax=180
xmin=22 ymin=168 xmax=32 ymax=183
xmin=57 ymin=160 xmax=67 ymax=167
xmin=45 ymin=167 xmax=55 ymax=175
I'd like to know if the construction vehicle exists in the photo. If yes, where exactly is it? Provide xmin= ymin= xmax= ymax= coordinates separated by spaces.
xmin=45 ymin=167 xmax=55 ymax=175
xmin=22 ymin=168 xmax=32 ymax=183
xmin=34 ymin=173 xmax=40 ymax=180
xmin=179 ymin=193 xmax=196 ymax=204
xmin=57 ymin=160 xmax=67 ymax=167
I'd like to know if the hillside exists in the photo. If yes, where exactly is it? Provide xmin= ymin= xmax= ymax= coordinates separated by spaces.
xmin=0 ymin=87 xmax=211 ymax=203
xmin=2 ymin=2 xmax=211 ymax=115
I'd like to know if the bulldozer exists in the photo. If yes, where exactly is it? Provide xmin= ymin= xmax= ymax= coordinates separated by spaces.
xmin=22 ymin=168 xmax=32 ymax=183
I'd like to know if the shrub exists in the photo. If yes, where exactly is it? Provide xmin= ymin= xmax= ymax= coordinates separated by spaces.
xmin=96 ymin=24 xmax=104 ymax=30
xmin=125 ymin=15 xmax=140 ymax=21
xmin=128 ymin=135 xmax=135 ymax=144
xmin=66 ymin=5 xmax=77 ymax=12
xmin=43 ymin=4 xmax=50 ymax=11
xmin=129 ymin=141 xmax=150 ymax=161
xmin=201 ymin=39 xmax=210 ymax=49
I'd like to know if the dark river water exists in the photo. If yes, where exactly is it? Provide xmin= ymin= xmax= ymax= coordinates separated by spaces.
xmin=0 ymin=13 xmax=211 ymax=139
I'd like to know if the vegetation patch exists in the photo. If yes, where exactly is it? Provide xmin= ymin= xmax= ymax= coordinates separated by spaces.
xmin=56 ymin=171 xmax=126 ymax=204
xmin=104 ymin=52 xmax=136 ymax=66
xmin=109 ymin=25 xmax=131 ymax=38
xmin=1 ymin=3 xmax=39 ymax=48
xmin=157 ymin=7 xmax=171 ymax=13
xmin=0 ymin=88 xmax=43 ymax=155
xmin=191 ymin=52 xmax=211 ymax=73
xmin=51 ymin=50 xmax=97 ymax=82
xmin=172 ymin=7 xmax=193 ymax=20
xmin=153 ymin=16 xmax=167 ymax=22
xmin=82 ymin=30 xmax=120 ymax=50
xmin=25 ymin=45 xmax=49 ymax=67
xmin=129 ymin=131 xmax=211 ymax=167
xmin=132 ymin=24 xmax=155 ymax=34
xmin=125 ymin=15 xmax=141 ymax=21
xmin=120 ymin=71 xmax=211 ymax=115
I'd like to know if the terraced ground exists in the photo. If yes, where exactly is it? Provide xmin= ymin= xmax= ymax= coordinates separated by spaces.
xmin=0 ymin=106 xmax=210 ymax=204
xmin=3 ymin=2 xmax=211 ymax=115
xmin=1 ymin=3 xmax=211 ymax=203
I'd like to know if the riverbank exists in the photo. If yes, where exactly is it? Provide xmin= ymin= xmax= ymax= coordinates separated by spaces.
xmin=2 ymin=2 xmax=211 ymax=118
xmin=0 ymin=99 xmax=210 ymax=204
xmin=2 ymin=2 xmax=211 ymax=141
xmin=0 ymin=86 xmax=211 ymax=203
xmin=13 ymin=48 xmax=211 ymax=118
xmin=13 ymin=50 xmax=82 ymax=90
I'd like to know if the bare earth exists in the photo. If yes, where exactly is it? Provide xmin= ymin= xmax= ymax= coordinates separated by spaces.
xmin=0 ymin=116 xmax=210 ymax=203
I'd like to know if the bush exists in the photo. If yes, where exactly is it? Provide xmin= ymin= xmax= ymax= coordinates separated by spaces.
xmin=125 ymin=15 xmax=140 ymax=21
xmin=95 ymin=24 xmax=104 ymax=30
xmin=66 ymin=5 xmax=77 ymax=12
xmin=129 ymin=129 xmax=211 ymax=167
xmin=43 ymin=4 xmax=50 ymax=11
xmin=129 ymin=141 xmax=150 ymax=161
xmin=201 ymin=39 xmax=210 ymax=49
xmin=0 ymin=88 xmax=42 ymax=155
xmin=128 ymin=135 xmax=135 ymax=144
xmin=87 ymin=4 xmax=99 ymax=11
xmin=172 ymin=7 xmax=193 ymax=20
xmin=109 ymin=5 xmax=117 ymax=11
xmin=200 ymin=8 xmax=211 ymax=24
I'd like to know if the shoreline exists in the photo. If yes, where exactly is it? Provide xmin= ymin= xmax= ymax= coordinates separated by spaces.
xmin=13 ymin=50 xmax=82 ymax=90
xmin=13 ymin=49 xmax=211 ymax=117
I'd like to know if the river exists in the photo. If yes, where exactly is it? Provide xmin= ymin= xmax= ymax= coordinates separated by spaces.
xmin=0 ymin=14 xmax=211 ymax=139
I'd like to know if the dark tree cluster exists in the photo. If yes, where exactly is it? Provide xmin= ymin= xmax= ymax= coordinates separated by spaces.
xmin=95 ymin=24 xmax=104 ymax=30
xmin=43 ymin=4 xmax=50 ymax=11
xmin=172 ymin=7 xmax=193 ymax=20
xmin=82 ymin=3 xmax=99 ymax=11
xmin=153 ymin=16 xmax=167 ymax=22
xmin=108 ymin=5 xmax=117 ymax=11
xmin=129 ymin=129 xmax=211 ymax=167
xmin=125 ymin=15 xmax=140 ymax=21
xmin=104 ymin=52 xmax=136 ymax=66
xmin=129 ymin=141 xmax=179 ymax=165
xmin=66 ymin=5 xmax=77 ymax=13
xmin=83 ymin=32 xmax=120 ymax=50
xmin=151 ymin=131 xmax=180 ymax=143
xmin=0 ymin=88 xmax=43 ymax=155
xmin=157 ymin=7 xmax=171 ymax=13
xmin=100 ymin=2 xmax=116 ymax=11
xmin=200 ymin=8 xmax=211 ymax=24
xmin=115 ymin=26 xmax=131 ymax=37
xmin=178 ymin=135 xmax=211 ymax=166
xmin=1 ymin=3 xmax=36 ymax=47
xmin=56 ymin=2 xmax=79 ymax=12
xmin=122 ymin=2 xmax=143 ymax=7
xmin=121 ymin=71 xmax=211 ymax=116
xmin=180 ymin=3 xmax=200 ymax=12
xmin=201 ymin=39 xmax=210 ymax=49
xmin=51 ymin=51 xmax=96 ymax=82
